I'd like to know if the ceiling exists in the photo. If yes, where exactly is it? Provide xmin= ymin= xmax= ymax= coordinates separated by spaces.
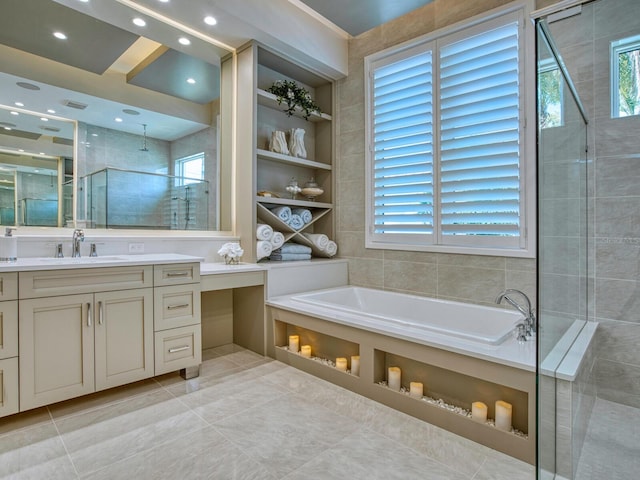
xmin=0 ymin=0 xmax=433 ymax=149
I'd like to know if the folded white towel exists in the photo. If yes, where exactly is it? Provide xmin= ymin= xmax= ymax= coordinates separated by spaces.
xmin=325 ymin=241 xmax=337 ymax=257
xmin=292 ymin=208 xmax=312 ymax=224
xmin=302 ymin=233 xmax=329 ymax=250
xmin=256 ymin=223 xmax=274 ymax=241
xmin=256 ymin=240 xmax=273 ymax=261
xmin=270 ymin=231 xmax=285 ymax=249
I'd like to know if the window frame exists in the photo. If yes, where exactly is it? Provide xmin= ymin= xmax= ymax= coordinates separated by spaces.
xmin=611 ymin=34 xmax=640 ymax=118
xmin=174 ymin=152 xmax=205 ymax=186
xmin=364 ymin=0 xmax=536 ymax=258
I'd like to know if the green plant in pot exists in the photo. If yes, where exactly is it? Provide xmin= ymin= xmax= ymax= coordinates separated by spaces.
xmin=268 ymin=80 xmax=321 ymax=120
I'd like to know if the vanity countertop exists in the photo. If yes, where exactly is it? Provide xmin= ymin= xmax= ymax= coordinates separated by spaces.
xmin=200 ymin=262 xmax=267 ymax=275
xmin=0 ymin=253 xmax=204 ymax=272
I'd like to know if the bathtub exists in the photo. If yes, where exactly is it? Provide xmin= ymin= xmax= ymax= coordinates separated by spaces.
xmin=287 ymin=286 xmax=524 ymax=346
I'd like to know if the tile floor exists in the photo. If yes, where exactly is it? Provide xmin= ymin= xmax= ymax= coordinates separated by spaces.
xmin=0 ymin=345 xmax=535 ymax=479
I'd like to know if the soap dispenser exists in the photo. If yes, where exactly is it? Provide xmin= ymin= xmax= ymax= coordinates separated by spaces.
xmin=0 ymin=227 xmax=17 ymax=263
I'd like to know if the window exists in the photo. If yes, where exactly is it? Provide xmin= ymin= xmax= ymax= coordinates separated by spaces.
xmin=365 ymin=3 xmax=534 ymax=257
xmin=175 ymin=153 xmax=205 ymax=185
xmin=538 ymin=59 xmax=564 ymax=128
xmin=611 ymin=35 xmax=640 ymax=118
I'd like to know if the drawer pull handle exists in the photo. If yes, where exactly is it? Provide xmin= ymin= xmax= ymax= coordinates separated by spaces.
xmin=167 ymin=303 xmax=189 ymax=310
xmin=98 ymin=301 xmax=104 ymax=325
xmin=87 ymin=303 xmax=92 ymax=327
xmin=167 ymin=272 xmax=190 ymax=277
xmin=168 ymin=345 xmax=190 ymax=353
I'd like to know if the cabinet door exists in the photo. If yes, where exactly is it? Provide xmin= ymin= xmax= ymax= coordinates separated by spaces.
xmin=94 ymin=288 xmax=154 ymax=391
xmin=19 ymin=294 xmax=95 ymax=410
xmin=0 ymin=300 xmax=18 ymax=359
xmin=0 ymin=357 xmax=19 ymax=418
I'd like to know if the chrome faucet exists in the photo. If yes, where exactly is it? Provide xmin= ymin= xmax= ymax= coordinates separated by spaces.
xmin=72 ymin=229 xmax=84 ymax=258
xmin=495 ymin=288 xmax=536 ymax=336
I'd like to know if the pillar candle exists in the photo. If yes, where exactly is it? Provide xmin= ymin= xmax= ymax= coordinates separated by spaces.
xmin=336 ymin=357 xmax=348 ymax=371
xmin=300 ymin=345 xmax=312 ymax=358
xmin=495 ymin=400 xmax=513 ymax=431
xmin=471 ymin=401 xmax=488 ymax=423
xmin=388 ymin=367 xmax=401 ymax=391
xmin=409 ymin=382 xmax=423 ymax=399
xmin=288 ymin=335 xmax=299 ymax=353
xmin=350 ymin=355 xmax=360 ymax=376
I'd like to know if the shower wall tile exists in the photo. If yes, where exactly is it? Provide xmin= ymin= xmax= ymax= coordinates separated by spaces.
xmin=540 ymin=198 xmax=582 ymax=238
xmin=384 ymin=250 xmax=439 ymax=264
xmin=595 ymin=241 xmax=640 ymax=281
xmin=337 ymin=153 xmax=365 ymax=184
xmin=594 ymin=320 xmax=640 ymax=366
xmin=539 ymin=273 xmax=582 ymax=316
xmin=335 ymin=231 xmax=383 ymax=259
xmin=540 ymin=237 xmax=581 ymax=276
xmin=436 ymin=265 xmax=505 ymax=304
xmin=383 ymin=260 xmax=437 ymax=296
xmin=595 ymin=155 xmax=640 ymax=197
xmin=593 ymin=0 xmax=640 ymax=39
xmin=594 ymin=278 xmax=640 ymax=324
xmin=594 ymin=358 xmax=640 ymax=408
xmin=594 ymin=197 xmax=640 ymax=239
xmin=347 ymin=258 xmax=384 ymax=288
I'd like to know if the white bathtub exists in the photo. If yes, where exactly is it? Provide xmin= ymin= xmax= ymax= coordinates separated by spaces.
xmin=289 ymin=286 xmax=524 ymax=346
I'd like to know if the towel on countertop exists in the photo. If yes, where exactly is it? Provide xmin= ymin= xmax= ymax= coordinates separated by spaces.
xmin=270 ymin=253 xmax=312 ymax=261
xmin=270 ymin=231 xmax=285 ymax=249
xmin=302 ymin=233 xmax=329 ymax=250
xmin=270 ymin=206 xmax=291 ymax=223
xmin=292 ymin=208 xmax=312 ymax=224
xmin=275 ymin=242 xmax=312 ymax=255
xmin=288 ymin=214 xmax=304 ymax=230
xmin=256 ymin=240 xmax=273 ymax=261
xmin=256 ymin=223 xmax=273 ymax=241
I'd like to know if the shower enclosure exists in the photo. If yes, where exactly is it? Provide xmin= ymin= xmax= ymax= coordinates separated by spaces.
xmin=536 ymin=0 xmax=640 ymax=478
xmin=79 ymin=167 xmax=210 ymax=230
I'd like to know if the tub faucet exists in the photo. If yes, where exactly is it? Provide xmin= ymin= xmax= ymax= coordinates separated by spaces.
xmin=495 ymin=289 xmax=536 ymax=336
xmin=72 ymin=229 xmax=84 ymax=258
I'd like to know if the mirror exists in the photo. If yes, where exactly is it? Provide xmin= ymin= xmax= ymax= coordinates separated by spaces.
xmin=0 ymin=0 xmax=233 ymax=231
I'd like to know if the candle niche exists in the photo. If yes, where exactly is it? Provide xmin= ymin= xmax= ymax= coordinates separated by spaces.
xmin=373 ymin=349 xmax=529 ymax=435
xmin=274 ymin=320 xmax=360 ymax=376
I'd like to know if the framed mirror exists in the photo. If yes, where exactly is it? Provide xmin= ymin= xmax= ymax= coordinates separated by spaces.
xmin=0 ymin=0 xmax=233 ymax=231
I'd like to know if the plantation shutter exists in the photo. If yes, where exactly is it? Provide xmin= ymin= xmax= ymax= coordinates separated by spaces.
xmin=438 ymin=20 xmax=522 ymax=246
xmin=372 ymin=48 xmax=434 ymax=237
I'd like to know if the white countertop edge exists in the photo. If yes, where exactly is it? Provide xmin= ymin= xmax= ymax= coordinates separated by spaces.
xmin=554 ymin=322 xmax=598 ymax=382
xmin=267 ymin=296 xmax=536 ymax=372
xmin=0 ymin=253 xmax=203 ymax=271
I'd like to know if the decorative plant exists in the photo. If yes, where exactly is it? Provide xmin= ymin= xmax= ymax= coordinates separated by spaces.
xmin=218 ymin=242 xmax=244 ymax=264
xmin=267 ymin=80 xmax=321 ymax=120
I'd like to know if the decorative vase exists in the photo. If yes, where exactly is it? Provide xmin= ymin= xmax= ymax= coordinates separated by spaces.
xmin=224 ymin=255 xmax=239 ymax=265
xmin=288 ymin=128 xmax=307 ymax=158
xmin=269 ymin=130 xmax=289 ymax=155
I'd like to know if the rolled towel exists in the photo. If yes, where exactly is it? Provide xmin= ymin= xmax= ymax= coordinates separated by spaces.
xmin=325 ymin=241 xmax=338 ymax=257
xmin=270 ymin=253 xmax=312 ymax=261
xmin=256 ymin=240 xmax=273 ymax=261
xmin=292 ymin=208 xmax=312 ymax=224
xmin=270 ymin=206 xmax=291 ymax=223
xmin=270 ymin=231 xmax=285 ymax=249
xmin=302 ymin=233 xmax=329 ymax=250
xmin=256 ymin=223 xmax=274 ymax=241
xmin=288 ymin=214 xmax=304 ymax=230
xmin=278 ymin=242 xmax=312 ymax=254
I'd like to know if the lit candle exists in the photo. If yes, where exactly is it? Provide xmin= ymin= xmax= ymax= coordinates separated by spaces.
xmin=409 ymin=382 xmax=423 ymax=399
xmin=388 ymin=367 xmax=401 ymax=391
xmin=495 ymin=400 xmax=513 ymax=431
xmin=288 ymin=335 xmax=299 ymax=353
xmin=472 ymin=401 xmax=488 ymax=423
xmin=351 ymin=355 xmax=360 ymax=376
xmin=300 ymin=345 xmax=312 ymax=358
xmin=336 ymin=357 xmax=348 ymax=371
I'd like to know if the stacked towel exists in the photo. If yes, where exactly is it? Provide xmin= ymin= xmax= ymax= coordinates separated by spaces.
xmin=270 ymin=231 xmax=285 ymax=249
xmin=288 ymin=214 xmax=305 ymax=230
xmin=277 ymin=242 xmax=312 ymax=255
xmin=292 ymin=208 xmax=312 ymax=225
xmin=256 ymin=223 xmax=274 ymax=241
xmin=270 ymin=253 xmax=311 ymax=261
xmin=256 ymin=240 xmax=273 ymax=261
xmin=302 ymin=233 xmax=329 ymax=250
xmin=270 ymin=206 xmax=291 ymax=223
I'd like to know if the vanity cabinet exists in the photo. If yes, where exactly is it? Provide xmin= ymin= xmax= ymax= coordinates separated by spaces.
xmin=236 ymin=43 xmax=335 ymax=261
xmin=19 ymin=266 xmax=154 ymax=410
xmin=0 ymin=273 xmax=18 ymax=418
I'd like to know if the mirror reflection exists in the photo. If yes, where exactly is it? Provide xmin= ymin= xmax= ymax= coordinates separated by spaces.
xmin=0 ymin=0 xmax=231 ymax=231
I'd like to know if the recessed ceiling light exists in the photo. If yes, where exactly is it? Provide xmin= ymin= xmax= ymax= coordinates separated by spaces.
xmin=122 ymin=109 xmax=140 ymax=115
xmin=18 ymin=149 xmax=24 ymax=152
xmin=16 ymin=82 xmax=40 ymax=91
xmin=47 ymin=109 xmax=56 ymax=114
xmin=178 ymin=37 xmax=191 ymax=46
xmin=133 ymin=17 xmax=146 ymax=27
xmin=53 ymin=31 xmax=67 ymax=40
xmin=204 ymin=16 xmax=217 ymax=26
xmin=115 ymin=117 xmax=123 ymax=122
xmin=10 ymin=111 xmax=18 ymax=116
xmin=39 ymin=153 xmax=45 ymax=156
xmin=187 ymin=78 xmax=196 ymax=84
xmin=3 ymin=127 xmax=11 ymax=131
xmin=158 ymin=0 xmax=169 ymax=3
xmin=92 ymin=133 xmax=99 ymax=137
xmin=78 ymin=0 xmax=90 ymax=3
xmin=34 ymin=169 xmax=40 ymax=173
xmin=40 ymin=117 xmax=48 ymax=122
xmin=14 ymin=102 xmax=24 ymax=107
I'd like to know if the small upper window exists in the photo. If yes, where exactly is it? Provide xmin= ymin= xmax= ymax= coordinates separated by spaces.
xmin=538 ymin=58 xmax=564 ymax=128
xmin=175 ymin=153 xmax=205 ymax=185
xmin=612 ymin=35 xmax=640 ymax=118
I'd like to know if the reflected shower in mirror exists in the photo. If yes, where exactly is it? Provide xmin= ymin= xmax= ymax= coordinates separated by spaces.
xmin=0 ymin=0 xmax=232 ymax=231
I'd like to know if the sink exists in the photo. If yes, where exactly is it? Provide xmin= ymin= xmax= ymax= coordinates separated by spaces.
xmin=34 ymin=256 xmax=129 ymax=264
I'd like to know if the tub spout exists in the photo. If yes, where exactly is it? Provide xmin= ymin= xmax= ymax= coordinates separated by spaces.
xmin=495 ymin=289 xmax=536 ymax=336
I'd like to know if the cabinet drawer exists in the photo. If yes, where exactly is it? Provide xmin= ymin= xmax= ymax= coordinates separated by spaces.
xmin=154 ymin=325 xmax=202 ymax=375
xmin=19 ymin=266 xmax=153 ymax=298
xmin=0 ymin=300 xmax=18 ymax=359
xmin=154 ymin=263 xmax=200 ymax=286
xmin=154 ymin=284 xmax=201 ymax=331
xmin=0 ymin=273 xmax=18 ymax=301
xmin=0 ymin=357 xmax=19 ymax=418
